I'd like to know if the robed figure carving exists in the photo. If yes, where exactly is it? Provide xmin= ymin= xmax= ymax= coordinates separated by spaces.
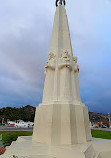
xmin=43 ymin=52 xmax=56 ymax=103
xmin=58 ymin=51 xmax=72 ymax=102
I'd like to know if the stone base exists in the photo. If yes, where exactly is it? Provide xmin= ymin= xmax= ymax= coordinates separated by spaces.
xmin=2 ymin=136 xmax=111 ymax=158
xmin=32 ymin=103 xmax=92 ymax=145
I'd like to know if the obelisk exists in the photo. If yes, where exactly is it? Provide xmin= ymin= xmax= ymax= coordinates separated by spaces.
xmin=32 ymin=0 xmax=92 ymax=145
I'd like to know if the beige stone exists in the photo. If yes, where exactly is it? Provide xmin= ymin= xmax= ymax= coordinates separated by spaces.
xmin=32 ymin=104 xmax=91 ymax=145
xmin=2 ymin=136 xmax=111 ymax=158
xmin=32 ymin=4 xmax=91 ymax=146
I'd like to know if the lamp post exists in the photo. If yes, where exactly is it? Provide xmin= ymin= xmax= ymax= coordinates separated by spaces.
xmin=108 ymin=113 xmax=111 ymax=128
xmin=2 ymin=118 xmax=4 ymax=126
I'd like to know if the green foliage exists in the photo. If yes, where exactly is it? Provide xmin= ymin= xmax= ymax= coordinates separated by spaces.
xmin=0 ymin=106 xmax=35 ymax=123
xmin=3 ymin=133 xmax=19 ymax=146
xmin=91 ymin=130 xmax=111 ymax=139
xmin=0 ymin=131 xmax=32 ymax=147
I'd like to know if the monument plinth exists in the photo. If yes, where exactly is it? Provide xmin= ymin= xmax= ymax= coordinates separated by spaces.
xmin=2 ymin=1 xmax=111 ymax=158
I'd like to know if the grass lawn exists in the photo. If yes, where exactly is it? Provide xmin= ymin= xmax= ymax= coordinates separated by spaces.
xmin=0 ymin=130 xmax=111 ymax=146
xmin=0 ymin=131 xmax=33 ymax=146
xmin=91 ymin=129 xmax=111 ymax=139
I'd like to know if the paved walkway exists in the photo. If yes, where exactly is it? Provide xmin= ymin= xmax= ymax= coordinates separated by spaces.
xmin=0 ymin=126 xmax=33 ymax=131
xmin=91 ymin=128 xmax=111 ymax=131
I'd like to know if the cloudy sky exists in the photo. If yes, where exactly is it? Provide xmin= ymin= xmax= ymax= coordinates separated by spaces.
xmin=0 ymin=0 xmax=111 ymax=113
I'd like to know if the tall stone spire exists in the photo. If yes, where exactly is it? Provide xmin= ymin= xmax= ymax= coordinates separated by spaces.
xmin=32 ymin=1 xmax=92 ymax=145
xmin=50 ymin=2 xmax=72 ymax=58
xmin=42 ymin=3 xmax=80 ymax=104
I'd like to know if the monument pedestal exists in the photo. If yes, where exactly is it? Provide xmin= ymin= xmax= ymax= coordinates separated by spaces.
xmin=32 ymin=103 xmax=91 ymax=145
xmin=2 ymin=136 xmax=111 ymax=158
xmin=2 ymin=104 xmax=111 ymax=158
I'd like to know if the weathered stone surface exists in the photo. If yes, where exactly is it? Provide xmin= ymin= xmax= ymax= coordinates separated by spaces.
xmin=2 ymin=136 xmax=111 ymax=158
xmin=32 ymin=4 xmax=91 ymax=145
xmin=32 ymin=104 xmax=91 ymax=145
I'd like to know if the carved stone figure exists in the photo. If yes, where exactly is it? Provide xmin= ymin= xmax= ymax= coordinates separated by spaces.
xmin=58 ymin=51 xmax=72 ymax=101
xmin=45 ymin=52 xmax=56 ymax=75
xmin=73 ymin=56 xmax=81 ymax=103
xmin=48 ymin=52 xmax=55 ymax=61
xmin=73 ymin=57 xmax=79 ymax=72
xmin=58 ymin=51 xmax=72 ymax=69
xmin=43 ymin=52 xmax=56 ymax=103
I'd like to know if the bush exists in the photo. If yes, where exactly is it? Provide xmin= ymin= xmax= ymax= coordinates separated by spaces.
xmin=0 ymin=147 xmax=6 ymax=155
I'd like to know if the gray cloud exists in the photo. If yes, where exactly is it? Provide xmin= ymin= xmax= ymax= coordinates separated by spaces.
xmin=0 ymin=0 xmax=111 ymax=113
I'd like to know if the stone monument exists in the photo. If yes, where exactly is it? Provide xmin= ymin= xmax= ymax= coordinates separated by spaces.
xmin=2 ymin=1 xmax=111 ymax=158
xmin=32 ymin=0 xmax=91 ymax=145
